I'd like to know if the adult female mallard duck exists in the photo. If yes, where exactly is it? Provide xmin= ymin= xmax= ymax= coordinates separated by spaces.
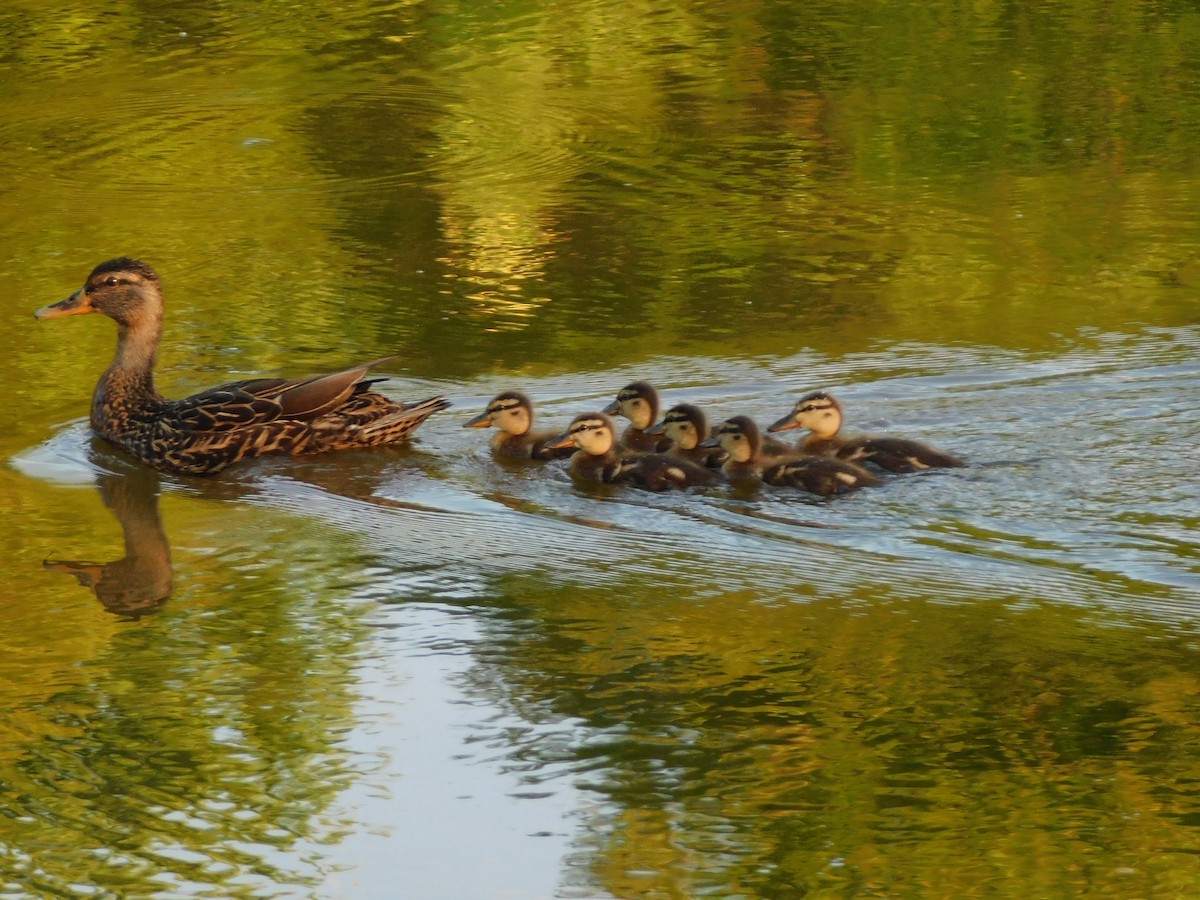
xmin=602 ymin=381 xmax=675 ymax=452
xmin=705 ymin=415 xmax=879 ymax=495
xmin=35 ymin=258 xmax=451 ymax=476
xmin=463 ymin=390 xmax=574 ymax=460
xmin=548 ymin=412 xmax=717 ymax=491
xmin=643 ymin=403 xmax=728 ymax=469
xmin=767 ymin=391 xmax=965 ymax=472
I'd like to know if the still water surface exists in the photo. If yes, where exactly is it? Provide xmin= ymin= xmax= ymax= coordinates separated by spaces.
xmin=2 ymin=2 xmax=1200 ymax=897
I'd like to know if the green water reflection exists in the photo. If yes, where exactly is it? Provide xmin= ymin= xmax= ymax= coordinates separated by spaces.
xmin=3 ymin=0 xmax=1200 ymax=896
xmin=456 ymin=576 xmax=1200 ymax=897
xmin=0 ymin=473 xmax=375 ymax=896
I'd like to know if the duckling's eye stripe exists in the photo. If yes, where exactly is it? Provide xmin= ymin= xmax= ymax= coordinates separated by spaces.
xmin=571 ymin=423 xmax=601 ymax=434
xmin=490 ymin=402 xmax=521 ymax=413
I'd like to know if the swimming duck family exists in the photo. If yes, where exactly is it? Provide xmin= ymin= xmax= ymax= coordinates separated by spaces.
xmin=39 ymin=260 xmax=966 ymax=491
xmin=35 ymin=258 xmax=450 ymax=476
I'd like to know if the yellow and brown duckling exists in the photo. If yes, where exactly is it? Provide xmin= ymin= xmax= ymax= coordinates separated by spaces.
xmin=548 ymin=412 xmax=717 ymax=491
xmin=768 ymin=391 xmax=966 ymax=472
xmin=706 ymin=415 xmax=879 ymax=495
xmin=35 ymin=258 xmax=451 ymax=476
xmin=644 ymin=403 xmax=728 ymax=469
xmin=602 ymin=381 xmax=675 ymax=452
xmin=463 ymin=390 xmax=575 ymax=460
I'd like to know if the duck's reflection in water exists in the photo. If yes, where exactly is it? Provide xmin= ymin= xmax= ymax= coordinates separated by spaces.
xmin=44 ymin=468 xmax=172 ymax=619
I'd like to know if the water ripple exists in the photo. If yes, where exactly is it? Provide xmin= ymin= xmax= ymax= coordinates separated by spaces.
xmin=15 ymin=328 xmax=1200 ymax=629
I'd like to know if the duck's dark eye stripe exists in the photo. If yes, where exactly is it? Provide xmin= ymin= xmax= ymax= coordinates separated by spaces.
xmin=490 ymin=402 xmax=521 ymax=413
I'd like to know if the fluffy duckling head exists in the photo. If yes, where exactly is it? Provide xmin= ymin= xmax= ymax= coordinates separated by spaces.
xmin=768 ymin=391 xmax=844 ymax=438
xmin=549 ymin=412 xmax=617 ymax=456
xmin=36 ymin=258 xmax=163 ymax=329
xmin=602 ymin=381 xmax=659 ymax=430
xmin=647 ymin=403 xmax=709 ymax=450
xmin=463 ymin=391 xmax=534 ymax=436
xmin=708 ymin=415 xmax=763 ymax=464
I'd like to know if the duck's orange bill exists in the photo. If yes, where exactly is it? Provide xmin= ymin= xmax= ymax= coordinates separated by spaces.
xmin=34 ymin=289 xmax=94 ymax=319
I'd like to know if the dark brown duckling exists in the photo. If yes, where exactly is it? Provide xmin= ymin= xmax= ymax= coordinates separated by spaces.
xmin=35 ymin=258 xmax=450 ymax=476
xmin=644 ymin=403 xmax=728 ymax=469
xmin=768 ymin=391 xmax=965 ymax=472
xmin=602 ymin=381 xmax=675 ymax=452
xmin=705 ymin=415 xmax=879 ymax=495
xmin=463 ymin=391 xmax=575 ymax=460
xmin=548 ymin=412 xmax=717 ymax=491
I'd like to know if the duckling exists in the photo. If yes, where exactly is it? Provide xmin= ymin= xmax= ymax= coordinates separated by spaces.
xmin=644 ymin=403 xmax=728 ymax=469
xmin=34 ymin=258 xmax=450 ymax=476
xmin=768 ymin=391 xmax=966 ymax=472
xmin=548 ymin=412 xmax=717 ymax=491
xmin=601 ymin=381 xmax=674 ymax=452
xmin=463 ymin=391 xmax=575 ymax=460
xmin=706 ymin=415 xmax=879 ymax=495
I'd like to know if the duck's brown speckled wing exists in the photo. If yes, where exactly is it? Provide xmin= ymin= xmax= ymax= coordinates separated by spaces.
xmin=170 ymin=360 xmax=388 ymax=432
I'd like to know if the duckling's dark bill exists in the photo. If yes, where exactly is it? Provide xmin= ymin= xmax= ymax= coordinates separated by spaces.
xmin=463 ymin=410 xmax=493 ymax=428
xmin=766 ymin=414 xmax=800 ymax=432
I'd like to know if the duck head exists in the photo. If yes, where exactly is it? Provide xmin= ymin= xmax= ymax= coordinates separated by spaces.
xmin=647 ymin=403 xmax=708 ymax=450
xmin=464 ymin=391 xmax=534 ymax=436
xmin=36 ymin=258 xmax=163 ymax=329
xmin=548 ymin=412 xmax=616 ymax=456
xmin=703 ymin=415 xmax=761 ymax=464
xmin=768 ymin=391 xmax=844 ymax=438
xmin=602 ymin=381 xmax=659 ymax=430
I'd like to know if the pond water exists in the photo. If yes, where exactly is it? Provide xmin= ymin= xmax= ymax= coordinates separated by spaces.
xmin=2 ymin=2 xmax=1199 ymax=897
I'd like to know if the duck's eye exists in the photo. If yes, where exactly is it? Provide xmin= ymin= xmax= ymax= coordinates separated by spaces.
xmin=105 ymin=276 xmax=119 ymax=286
